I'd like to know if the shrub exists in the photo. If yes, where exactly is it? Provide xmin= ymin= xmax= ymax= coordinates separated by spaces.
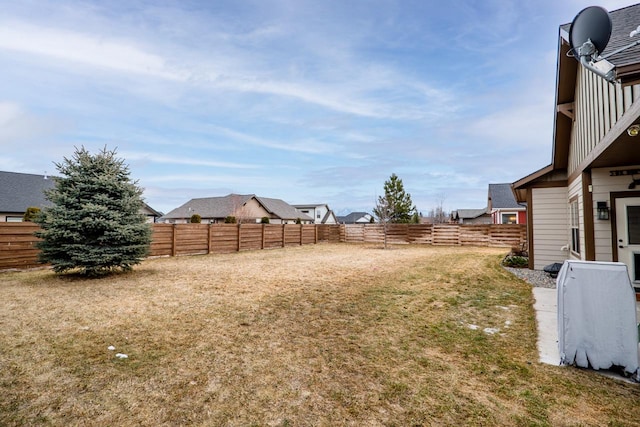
xmin=190 ymin=214 xmax=202 ymax=223
xmin=23 ymin=207 xmax=41 ymax=222
xmin=503 ymin=255 xmax=529 ymax=268
xmin=261 ymin=216 xmax=270 ymax=224
xmin=225 ymin=216 xmax=237 ymax=224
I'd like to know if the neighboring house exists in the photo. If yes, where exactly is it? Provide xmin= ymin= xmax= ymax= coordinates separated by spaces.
xmin=336 ymin=212 xmax=374 ymax=224
xmin=450 ymin=208 xmax=491 ymax=224
xmin=488 ymin=183 xmax=526 ymax=224
xmin=293 ymin=204 xmax=338 ymax=224
xmin=161 ymin=194 xmax=313 ymax=224
xmin=140 ymin=204 xmax=164 ymax=223
xmin=512 ymin=3 xmax=640 ymax=283
xmin=0 ymin=171 xmax=54 ymax=222
xmin=0 ymin=170 xmax=163 ymax=223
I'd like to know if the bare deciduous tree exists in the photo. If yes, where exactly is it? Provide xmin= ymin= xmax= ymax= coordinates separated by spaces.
xmin=428 ymin=194 xmax=449 ymax=224
xmin=373 ymin=195 xmax=392 ymax=249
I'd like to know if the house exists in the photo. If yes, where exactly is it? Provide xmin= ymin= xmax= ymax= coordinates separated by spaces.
xmin=512 ymin=3 xmax=640 ymax=283
xmin=0 ymin=171 xmax=54 ymax=222
xmin=161 ymin=194 xmax=313 ymax=224
xmin=451 ymin=182 xmax=524 ymax=225
xmin=293 ymin=204 xmax=338 ymax=224
xmin=336 ymin=212 xmax=374 ymax=224
xmin=140 ymin=204 xmax=164 ymax=223
xmin=450 ymin=208 xmax=491 ymax=224
xmin=0 ymin=170 xmax=163 ymax=223
xmin=488 ymin=183 xmax=526 ymax=224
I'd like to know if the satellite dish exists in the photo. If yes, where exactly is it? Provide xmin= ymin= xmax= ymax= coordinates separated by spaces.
xmin=569 ymin=6 xmax=616 ymax=83
xmin=569 ymin=6 xmax=612 ymax=57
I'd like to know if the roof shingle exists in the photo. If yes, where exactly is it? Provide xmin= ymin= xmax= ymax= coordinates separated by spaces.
xmin=0 ymin=171 xmax=55 ymax=213
xmin=162 ymin=194 xmax=312 ymax=221
xmin=488 ymin=183 xmax=523 ymax=209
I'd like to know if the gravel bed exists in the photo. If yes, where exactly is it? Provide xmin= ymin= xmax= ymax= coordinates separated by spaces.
xmin=504 ymin=266 xmax=557 ymax=288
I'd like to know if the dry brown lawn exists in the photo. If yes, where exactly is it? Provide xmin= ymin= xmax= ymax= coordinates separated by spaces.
xmin=1 ymin=243 xmax=638 ymax=426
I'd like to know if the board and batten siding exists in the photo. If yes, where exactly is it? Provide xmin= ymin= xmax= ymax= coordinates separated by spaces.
xmin=591 ymin=166 xmax=640 ymax=262
xmin=532 ymin=187 xmax=569 ymax=270
xmin=569 ymin=67 xmax=640 ymax=175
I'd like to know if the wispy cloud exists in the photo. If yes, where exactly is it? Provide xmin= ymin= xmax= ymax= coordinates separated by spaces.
xmin=0 ymin=15 xmax=454 ymax=121
xmin=122 ymin=152 xmax=259 ymax=169
xmin=0 ymin=22 xmax=185 ymax=80
xmin=206 ymin=125 xmax=339 ymax=154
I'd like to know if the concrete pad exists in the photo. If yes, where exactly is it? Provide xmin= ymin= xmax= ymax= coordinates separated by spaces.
xmin=532 ymin=287 xmax=560 ymax=365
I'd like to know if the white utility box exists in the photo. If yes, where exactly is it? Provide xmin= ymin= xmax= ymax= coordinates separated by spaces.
xmin=557 ymin=260 xmax=639 ymax=377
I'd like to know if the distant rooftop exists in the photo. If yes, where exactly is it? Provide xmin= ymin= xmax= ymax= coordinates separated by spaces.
xmin=0 ymin=171 xmax=55 ymax=213
xmin=488 ymin=183 xmax=523 ymax=209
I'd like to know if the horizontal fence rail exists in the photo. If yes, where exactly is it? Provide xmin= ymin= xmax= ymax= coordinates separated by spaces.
xmin=338 ymin=224 xmax=526 ymax=247
xmin=0 ymin=223 xmax=525 ymax=271
xmin=0 ymin=223 xmax=42 ymax=270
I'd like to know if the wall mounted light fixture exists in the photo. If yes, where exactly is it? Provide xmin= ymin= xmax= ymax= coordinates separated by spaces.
xmin=597 ymin=201 xmax=609 ymax=220
xmin=628 ymin=124 xmax=640 ymax=137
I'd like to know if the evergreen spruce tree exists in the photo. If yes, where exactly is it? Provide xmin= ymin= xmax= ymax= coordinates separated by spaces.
xmin=373 ymin=173 xmax=417 ymax=224
xmin=35 ymin=147 xmax=152 ymax=276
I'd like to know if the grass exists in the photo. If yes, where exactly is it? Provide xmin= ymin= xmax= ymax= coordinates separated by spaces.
xmin=0 ymin=243 xmax=638 ymax=426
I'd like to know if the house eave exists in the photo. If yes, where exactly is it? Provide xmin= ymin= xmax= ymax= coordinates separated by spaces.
xmin=551 ymin=35 xmax=576 ymax=171
xmin=617 ymin=64 xmax=640 ymax=86
xmin=511 ymin=164 xmax=556 ymax=203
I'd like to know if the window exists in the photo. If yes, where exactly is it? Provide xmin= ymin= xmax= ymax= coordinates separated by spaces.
xmin=6 ymin=216 xmax=23 ymax=222
xmin=570 ymin=199 xmax=580 ymax=255
xmin=501 ymin=213 xmax=517 ymax=224
xmin=627 ymin=206 xmax=640 ymax=245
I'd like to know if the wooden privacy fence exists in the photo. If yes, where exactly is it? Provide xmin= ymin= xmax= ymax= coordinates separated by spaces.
xmin=340 ymin=224 xmax=526 ymax=247
xmin=150 ymin=223 xmax=319 ymax=257
xmin=0 ymin=223 xmax=526 ymax=271
xmin=0 ymin=223 xmax=327 ymax=270
xmin=0 ymin=223 xmax=41 ymax=271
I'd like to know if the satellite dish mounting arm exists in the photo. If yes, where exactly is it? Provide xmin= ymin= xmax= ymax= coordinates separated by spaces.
xmin=576 ymin=38 xmax=617 ymax=83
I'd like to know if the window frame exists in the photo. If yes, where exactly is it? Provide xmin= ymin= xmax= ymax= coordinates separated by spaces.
xmin=570 ymin=197 xmax=580 ymax=256
xmin=501 ymin=212 xmax=518 ymax=224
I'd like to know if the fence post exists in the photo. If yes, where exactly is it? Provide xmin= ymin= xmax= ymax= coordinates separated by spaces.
xmin=282 ymin=224 xmax=286 ymax=247
xmin=207 ymin=224 xmax=212 ymax=254
xmin=300 ymin=223 xmax=303 ymax=245
xmin=172 ymin=224 xmax=177 ymax=257
xmin=262 ymin=223 xmax=266 ymax=249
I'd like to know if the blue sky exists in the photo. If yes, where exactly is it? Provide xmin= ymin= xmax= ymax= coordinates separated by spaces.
xmin=0 ymin=0 xmax=635 ymax=215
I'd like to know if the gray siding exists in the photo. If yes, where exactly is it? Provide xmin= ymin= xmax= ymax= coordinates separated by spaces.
xmin=532 ymin=187 xmax=569 ymax=270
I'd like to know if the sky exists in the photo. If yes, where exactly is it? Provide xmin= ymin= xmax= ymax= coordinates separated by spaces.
xmin=0 ymin=0 xmax=636 ymax=216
